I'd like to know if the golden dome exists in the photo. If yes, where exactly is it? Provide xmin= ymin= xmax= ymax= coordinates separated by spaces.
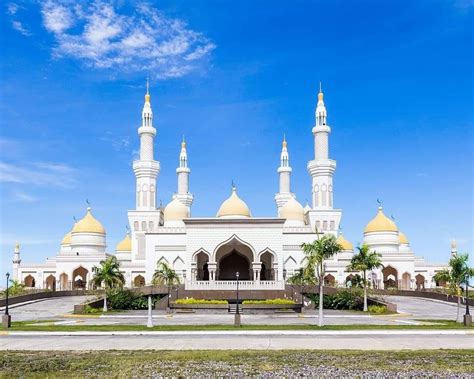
xmin=280 ymin=197 xmax=305 ymax=223
xmin=61 ymin=231 xmax=72 ymax=245
xmin=364 ymin=207 xmax=398 ymax=233
xmin=116 ymin=233 xmax=132 ymax=252
xmin=337 ymin=233 xmax=353 ymax=251
xmin=164 ymin=198 xmax=188 ymax=222
xmin=217 ymin=187 xmax=251 ymax=218
xmin=145 ymin=93 xmax=150 ymax=103
xmin=399 ymin=231 xmax=409 ymax=245
xmin=318 ymin=91 xmax=324 ymax=102
xmin=72 ymin=208 xmax=106 ymax=234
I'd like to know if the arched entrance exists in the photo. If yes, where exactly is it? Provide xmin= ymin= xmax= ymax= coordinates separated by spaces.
xmin=401 ymin=272 xmax=411 ymax=290
xmin=382 ymin=266 xmax=398 ymax=289
xmin=194 ymin=251 xmax=209 ymax=280
xmin=72 ymin=266 xmax=88 ymax=289
xmin=59 ymin=273 xmax=69 ymax=290
xmin=134 ymin=275 xmax=145 ymax=287
xmin=324 ymin=274 xmax=336 ymax=286
xmin=45 ymin=275 xmax=56 ymax=291
xmin=215 ymin=237 xmax=254 ymax=280
xmin=260 ymin=251 xmax=275 ymax=280
xmin=415 ymin=274 xmax=425 ymax=291
xmin=24 ymin=275 xmax=35 ymax=287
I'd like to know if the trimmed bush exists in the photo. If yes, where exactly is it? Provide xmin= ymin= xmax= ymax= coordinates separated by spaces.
xmin=309 ymin=288 xmax=364 ymax=311
xmin=242 ymin=298 xmax=296 ymax=305
xmin=174 ymin=298 xmax=228 ymax=305
xmin=367 ymin=305 xmax=388 ymax=314
xmin=107 ymin=288 xmax=160 ymax=310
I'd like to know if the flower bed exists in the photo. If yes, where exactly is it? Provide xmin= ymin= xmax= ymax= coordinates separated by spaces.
xmin=174 ymin=298 xmax=228 ymax=305
xmin=242 ymin=298 xmax=296 ymax=305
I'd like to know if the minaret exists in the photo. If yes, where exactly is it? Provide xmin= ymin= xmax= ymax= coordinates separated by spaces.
xmin=451 ymin=239 xmax=457 ymax=257
xmin=174 ymin=136 xmax=194 ymax=213
xmin=275 ymin=135 xmax=294 ymax=212
xmin=13 ymin=242 xmax=21 ymax=280
xmin=307 ymin=83 xmax=336 ymax=210
xmin=133 ymin=79 xmax=160 ymax=210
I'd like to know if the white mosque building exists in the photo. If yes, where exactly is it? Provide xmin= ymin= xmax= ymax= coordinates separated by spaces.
xmin=12 ymin=86 xmax=449 ymax=292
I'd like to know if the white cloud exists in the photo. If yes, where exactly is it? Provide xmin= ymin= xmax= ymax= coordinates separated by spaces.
xmin=12 ymin=191 xmax=38 ymax=203
xmin=0 ymin=161 xmax=76 ymax=188
xmin=39 ymin=0 xmax=216 ymax=78
xmin=11 ymin=20 xmax=31 ymax=36
xmin=6 ymin=2 xmax=32 ymax=36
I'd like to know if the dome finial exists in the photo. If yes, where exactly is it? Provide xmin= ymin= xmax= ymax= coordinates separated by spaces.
xmin=282 ymin=133 xmax=287 ymax=148
xmin=318 ymin=81 xmax=324 ymax=102
xmin=181 ymin=134 xmax=186 ymax=149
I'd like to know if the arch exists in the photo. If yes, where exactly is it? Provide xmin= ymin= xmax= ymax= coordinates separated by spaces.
xmin=193 ymin=249 xmax=210 ymax=281
xmin=259 ymin=249 xmax=276 ymax=281
xmin=45 ymin=274 xmax=56 ymax=291
xmin=59 ymin=273 xmax=69 ymax=290
xmin=300 ymin=256 xmax=308 ymax=266
xmin=345 ymin=274 xmax=354 ymax=286
xmin=401 ymin=272 xmax=411 ymax=290
xmin=415 ymin=274 xmax=425 ymax=291
xmin=284 ymin=256 xmax=298 ymax=277
xmin=24 ymin=274 xmax=35 ymax=288
xmin=324 ymin=273 xmax=336 ymax=286
xmin=157 ymin=256 xmax=169 ymax=266
xmin=173 ymin=256 xmax=185 ymax=273
xmin=133 ymin=274 xmax=145 ymax=287
xmin=72 ymin=266 xmax=88 ymax=290
xmin=382 ymin=266 xmax=398 ymax=289
xmin=214 ymin=235 xmax=255 ymax=280
xmin=212 ymin=234 xmax=256 ymax=262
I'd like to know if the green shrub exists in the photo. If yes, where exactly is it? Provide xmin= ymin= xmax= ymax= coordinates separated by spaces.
xmin=107 ymin=288 xmax=160 ymax=310
xmin=367 ymin=305 xmax=388 ymax=314
xmin=174 ymin=298 xmax=228 ymax=305
xmin=308 ymin=288 xmax=364 ymax=311
xmin=242 ymin=298 xmax=296 ymax=305
xmin=84 ymin=305 xmax=102 ymax=314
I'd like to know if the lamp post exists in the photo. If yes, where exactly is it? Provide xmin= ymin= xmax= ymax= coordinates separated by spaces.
xmin=2 ymin=273 xmax=11 ymax=328
xmin=234 ymin=271 xmax=241 ymax=326
xmin=464 ymin=273 xmax=472 ymax=326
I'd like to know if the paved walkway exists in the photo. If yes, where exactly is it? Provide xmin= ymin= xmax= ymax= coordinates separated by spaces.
xmin=385 ymin=295 xmax=460 ymax=320
xmin=1 ymin=330 xmax=472 ymax=350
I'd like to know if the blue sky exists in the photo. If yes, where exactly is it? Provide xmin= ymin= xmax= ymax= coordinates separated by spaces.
xmin=0 ymin=0 xmax=473 ymax=277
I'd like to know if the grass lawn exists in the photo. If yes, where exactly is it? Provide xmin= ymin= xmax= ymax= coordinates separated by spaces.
xmin=0 ymin=350 xmax=472 ymax=377
xmin=5 ymin=319 xmax=474 ymax=331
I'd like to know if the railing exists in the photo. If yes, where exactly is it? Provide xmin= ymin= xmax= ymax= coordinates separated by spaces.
xmin=185 ymin=280 xmax=286 ymax=290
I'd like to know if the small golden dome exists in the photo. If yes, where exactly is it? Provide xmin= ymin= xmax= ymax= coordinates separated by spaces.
xmin=217 ymin=187 xmax=251 ymax=218
xmin=364 ymin=207 xmax=398 ymax=233
xmin=72 ymin=208 xmax=106 ymax=234
xmin=61 ymin=231 xmax=72 ymax=245
xmin=337 ymin=233 xmax=353 ymax=251
xmin=280 ymin=197 xmax=305 ymax=223
xmin=318 ymin=91 xmax=324 ymax=102
xmin=181 ymin=140 xmax=186 ymax=149
xmin=399 ymin=231 xmax=409 ymax=245
xmin=145 ymin=93 xmax=150 ymax=103
xmin=116 ymin=233 xmax=132 ymax=252
xmin=164 ymin=198 xmax=188 ymax=222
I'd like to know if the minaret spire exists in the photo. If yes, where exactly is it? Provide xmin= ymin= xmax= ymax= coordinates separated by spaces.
xmin=306 ymin=84 xmax=341 ymax=233
xmin=133 ymin=80 xmax=160 ymax=210
xmin=13 ymin=242 xmax=21 ymax=280
xmin=275 ymin=134 xmax=294 ymax=212
xmin=175 ymin=137 xmax=194 ymax=213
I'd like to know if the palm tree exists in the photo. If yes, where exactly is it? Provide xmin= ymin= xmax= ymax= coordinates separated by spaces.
xmin=302 ymin=233 xmax=343 ymax=326
xmin=152 ymin=261 xmax=181 ymax=309
xmin=287 ymin=267 xmax=317 ymax=305
xmin=346 ymin=244 xmax=383 ymax=311
xmin=434 ymin=253 xmax=474 ymax=322
xmin=91 ymin=256 xmax=125 ymax=312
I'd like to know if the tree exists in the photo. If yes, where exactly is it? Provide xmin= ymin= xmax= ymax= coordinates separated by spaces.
xmin=287 ymin=267 xmax=317 ymax=305
xmin=152 ymin=261 xmax=181 ymax=309
xmin=346 ymin=244 xmax=383 ymax=311
xmin=91 ymin=256 xmax=125 ymax=312
xmin=434 ymin=253 xmax=474 ymax=322
xmin=301 ymin=233 xmax=343 ymax=326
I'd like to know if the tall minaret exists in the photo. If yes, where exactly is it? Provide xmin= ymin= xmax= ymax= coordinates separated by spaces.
xmin=275 ymin=135 xmax=294 ymax=212
xmin=174 ymin=136 xmax=194 ymax=213
xmin=451 ymin=239 xmax=457 ymax=257
xmin=13 ymin=242 xmax=21 ymax=280
xmin=133 ymin=79 xmax=160 ymax=210
xmin=307 ymin=83 xmax=336 ymax=209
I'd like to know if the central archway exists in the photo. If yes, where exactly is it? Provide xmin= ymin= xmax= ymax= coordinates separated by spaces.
xmin=214 ymin=236 xmax=255 ymax=280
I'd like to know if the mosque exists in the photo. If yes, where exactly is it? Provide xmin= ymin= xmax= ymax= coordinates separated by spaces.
xmin=12 ymin=85 xmax=449 ymax=292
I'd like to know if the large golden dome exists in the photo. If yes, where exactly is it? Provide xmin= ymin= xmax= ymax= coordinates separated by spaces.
xmin=364 ymin=207 xmax=398 ymax=233
xmin=279 ymin=197 xmax=305 ymax=223
xmin=337 ymin=233 xmax=353 ymax=251
xmin=72 ymin=208 xmax=106 ymax=234
xmin=217 ymin=187 xmax=251 ymax=218
xmin=164 ymin=198 xmax=188 ymax=222
xmin=116 ymin=233 xmax=132 ymax=252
